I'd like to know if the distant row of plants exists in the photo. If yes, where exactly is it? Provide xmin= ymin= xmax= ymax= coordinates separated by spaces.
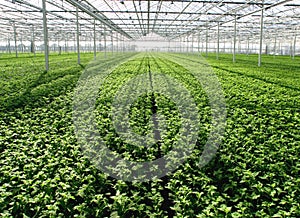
xmin=1 ymin=52 xmax=299 ymax=217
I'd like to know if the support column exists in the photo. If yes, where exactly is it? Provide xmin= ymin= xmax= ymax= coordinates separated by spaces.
xmin=58 ymin=33 xmax=61 ymax=55
xmin=93 ymin=19 xmax=97 ymax=60
xmin=73 ymin=33 xmax=76 ymax=52
xmin=238 ymin=36 xmax=241 ymax=54
xmin=279 ymin=42 xmax=281 ymax=55
xmin=122 ymin=35 xmax=124 ymax=52
xmin=258 ymin=0 xmax=264 ymax=67
xmin=217 ymin=22 xmax=220 ymax=60
xmin=247 ymin=37 xmax=250 ymax=56
xmin=76 ymin=6 xmax=81 ymax=65
xmin=191 ymin=34 xmax=194 ymax=53
xmin=31 ymin=26 xmax=36 ymax=56
xmin=273 ymin=36 xmax=276 ymax=58
xmin=111 ymin=31 xmax=114 ymax=55
xmin=179 ymin=37 xmax=182 ymax=53
xmin=233 ymin=14 xmax=237 ymax=63
xmin=223 ymin=36 xmax=226 ymax=53
xmin=206 ymin=25 xmax=208 ymax=57
xmin=292 ymin=35 xmax=296 ymax=60
xmin=20 ymin=34 xmax=24 ymax=53
xmin=186 ymin=35 xmax=189 ymax=53
xmin=8 ymin=36 xmax=11 ymax=54
xmin=198 ymin=31 xmax=200 ymax=54
xmin=64 ymin=38 xmax=67 ymax=53
xmin=116 ymin=33 xmax=119 ymax=53
xmin=42 ymin=0 xmax=49 ymax=71
xmin=13 ymin=23 xmax=18 ymax=58
xmin=104 ymin=26 xmax=107 ymax=58
xmin=65 ymin=33 xmax=69 ymax=53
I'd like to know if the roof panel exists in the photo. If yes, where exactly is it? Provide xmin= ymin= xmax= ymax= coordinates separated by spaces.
xmin=0 ymin=0 xmax=299 ymax=43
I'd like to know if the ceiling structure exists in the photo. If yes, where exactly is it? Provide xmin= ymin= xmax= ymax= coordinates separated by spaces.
xmin=0 ymin=0 xmax=299 ymax=46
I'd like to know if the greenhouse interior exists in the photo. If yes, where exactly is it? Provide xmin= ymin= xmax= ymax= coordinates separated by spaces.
xmin=1 ymin=0 xmax=299 ymax=217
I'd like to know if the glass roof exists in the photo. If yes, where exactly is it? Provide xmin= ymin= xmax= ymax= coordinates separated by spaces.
xmin=0 ymin=0 xmax=299 ymax=44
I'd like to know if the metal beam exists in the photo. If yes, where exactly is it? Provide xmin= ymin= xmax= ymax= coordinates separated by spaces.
xmin=132 ymin=0 xmax=145 ymax=36
xmin=151 ymin=0 xmax=163 ymax=32
xmin=65 ymin=0 xmax=132 ymax=39
xmin=175 ymin=0 xmax=293 ymax=39
xmin=117 ymin=0 xmax=272 ymax=5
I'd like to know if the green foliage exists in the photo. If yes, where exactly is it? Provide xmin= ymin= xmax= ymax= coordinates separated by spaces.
xmin=0 ymin=52 xmax=299 ymax=217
